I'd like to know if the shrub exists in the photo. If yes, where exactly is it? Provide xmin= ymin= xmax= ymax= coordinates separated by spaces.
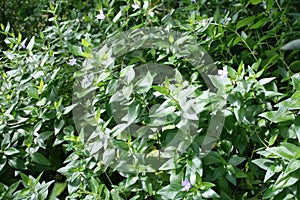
xmin=0 ymin=0 xmax=300 ymax=199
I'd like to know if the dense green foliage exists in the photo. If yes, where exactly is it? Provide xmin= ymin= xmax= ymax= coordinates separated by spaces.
xmin=1 ymin=0 xmax=300 ymax=199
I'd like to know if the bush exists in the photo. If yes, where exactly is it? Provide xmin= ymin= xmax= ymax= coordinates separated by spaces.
xmin=0 ymin=0 xmax=300 ymax=199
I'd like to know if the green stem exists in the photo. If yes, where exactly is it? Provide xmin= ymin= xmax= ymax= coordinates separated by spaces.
xmin=210 ymin=22 xmax=258 ymax=62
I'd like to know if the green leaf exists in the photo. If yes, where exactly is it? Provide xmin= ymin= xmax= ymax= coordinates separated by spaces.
xmin=119 ymin=66 xmax=134 ymax=78
xmin=200 ymin=182 xmax=215 ymax=190
xmin=159 ymin=158 xmax=177 ymax=170
xmin=213 ymin=7 xmax=220 ymax=22
xmin=39 ymin=131 xmax=53 ymax=141
xmin=113 ymin=10 xmax=122 ymax=23
xmin=227 ymin=66 xmax=236 ymax=79
xmin=8 ymin=157 xmax=26 ymax=169
xmin=6 ymin=181 xmax=20 ymax=196
xmin=136 ymin=71 xmax=153 ymax=92
xmin=63 ymin=104 xmax=77 ymax=115
xmin=259 ymin=77 xmax=276 ymax=85
xmin=175 ymin=69 xmax=183 ymax=83
xmin=250 ymin=0 xmax=263 ymax=5
xmin=294 ymin=116 xmax=300 ymax=143
xmin=152 ymin=85 xmax=170 ymax=95
xmin=262 ymin=185 xmax=282 ymax=199
xmin=274 ymin=172 xmax=299 ymax=189
xmin=157 ymin=183 xmax=182 ymax=199
xmin=228 ymin=156 xmax=246 ymax=166
xmin=111 ymin=188 xmax=123 ymax=200
xmin=90 ymin=177 xmax=99 ymax=192
xmin=41 ymin=53 xmax=49 ymax=67
xmin=225 ymin=172 xmax=236 ymax=186
xmin=236 ymin=16 xmax=256 ymax=30
xmin=20 ymin=173 xmax=31 ymax=186
xmin=67 ymin=44 xmax=83 ymax=56
xmin=290 ymin=60 xmax=300 ymax=72
xmin=0 ymin=157 xmax=7 ymax=171
xmin=268 ymin=133 xmax=278 ymax=146
xmin=281 ymin=142 xmax=300 ymax=156
xmin=250 ymin=18 xmax=267 ymax=29
xmin=281 ymin=39 xmax=300 ymax=51
xmin=81 ymin=38 xmax=89 ymax=47
xmin=54 ymin=119 xmax=65 ymax=135
xmin=285 ymin=159 xmax=300 ymax=174
xmin=264 ymin=169 xmax=277 ymax=183
xmin=3 ymin=51 xmax=15 ymax=59
xmin=266 ymin=146 xmax=295 ymax=161
xmin=68 ymin=176 xmax=81 ymax=194
xmin=192 ymin=156 xmax=202 ymax=172
xmin=4 ymin=22 xmax=10 ymax=32
xmin=31 ymin=152 xmax=51 ymax=166
xmin=203 ymin=151 xmax=227 ymax=165
xmin=27 ymin=36 xmax=35 ymax=51
xmin=36 ymin=97 xmax=47 ymax=106
xmin=241 ymin=31 xmax=248 ymax=40
xmin=112 ymin=140 xmax=129 ymax=151
xmin=161 ymin=9 xmax=175 ymax=23
xmin=149 ymin=104 xmax=175 ymax=118
xmin=202 ymin=188 xmax=220 ymax=198
xmin=233 ymin=167 xmax=247 ymax=178
xmin=208 ymin=75 xmax=230 ymax=89
xmin=18 ymin=32 xmax=22 ymax=43
xmin=4 ymin=147 xmax=20 ymax=156
xmin=128 ymin=101 xmax=140 ymax=123
xmin=153 ymin=41 xmax=170 ymax=48
xmin=27 ymin=87 xmax=39 ymax=99
xmin=49 ymin=182 xmax=67 ymax=199
xmin=252 ymin=158 xmax=275 ymax=170
xmin=275 ymin=98 xmax=300 ymax=110
xmin=291 ymin=73 xmax=300 ymax=90
xmin=259 ymin=110 xmax=294 ymax=123
xmin=125 ymin=176 xmax=139 ymax=188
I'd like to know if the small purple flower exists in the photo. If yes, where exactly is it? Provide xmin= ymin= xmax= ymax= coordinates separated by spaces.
xmin=68 ymin=57 xmax=77 ymax=66
xmin=132 ymin=1 xmax=140 ymax=10
xmin=96 ymin=10 xmax=105 ymax=20
xmin=181 ymin=178 xmax=192 ymax=191
xmin=226 ymin=17 xmax=231 ymax=22
xmin=222 ymin=17 xmax=231 ymax=25
xmin=191 ymin=0 xmax=196 ymax=3
xmin=218 ymin=67 xmax=228 ymax=78
xmin=263 ymin=1 xmax=267 ymax=9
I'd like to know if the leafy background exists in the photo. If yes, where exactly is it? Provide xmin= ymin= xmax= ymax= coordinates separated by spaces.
xmin=0 ymin=0 xmax=300 ymax=199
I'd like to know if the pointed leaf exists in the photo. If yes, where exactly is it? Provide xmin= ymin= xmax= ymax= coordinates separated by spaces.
xmin=281 ymin=39 xmax=300 ymax=51
xmin=27 ymin=36 xmax=35 ymax=51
